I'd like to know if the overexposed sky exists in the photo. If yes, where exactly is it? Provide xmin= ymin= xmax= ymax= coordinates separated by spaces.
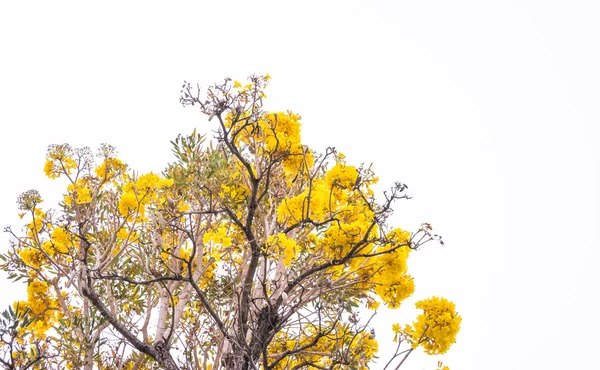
xmin=1 ymin=1 xmax=599 ymax=369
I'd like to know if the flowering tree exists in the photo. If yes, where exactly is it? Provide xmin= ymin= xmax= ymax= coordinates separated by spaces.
xmin=1 ymin=75 xmax=461 ymax=370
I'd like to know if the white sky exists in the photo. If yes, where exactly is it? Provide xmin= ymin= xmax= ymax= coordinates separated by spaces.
xmin=1 ymin=1 xmax=599 ymax=369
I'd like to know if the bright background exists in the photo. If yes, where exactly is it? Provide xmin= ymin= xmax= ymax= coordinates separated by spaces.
xmin=1 ymin=1 xmax=599 ymax=369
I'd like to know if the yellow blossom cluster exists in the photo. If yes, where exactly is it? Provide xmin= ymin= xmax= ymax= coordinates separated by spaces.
xmin=50 ymin=227 xmax=72 ymax=254
xmin=403 ymin=297 xmax=462 ymax=354
xmin=19 ymin=247 xmax=45 ymax=269
xmin=116 ymin=227 xmax=130 ymax=241
xmin=375 ymin=270 xmax=414 ymax=309
xmin=176 ymin=246 xmax=217 ymax=286
xmin=118 ymin=173 xmax=174 ymax=217
xmin=43 ymin=144 xmax=77 ymax=179
xmin=276 ymin=183 xmax=328 ymax=223
xmin=275 ymin=159 xmax=418 ymax=309
xmin=118 ymin=191 xmax=139 ymax=217
xmin=26 ymin=280 xmax=52 ymax=315
xmin=263 ymin=112 xmax=312 ymax=173
xmin=65 ymin=180 xmax=93 ymax=205
xmin=219 ymin=182 xmax=249 ymax=204
xmin=12 ymin=280 xmax=59 ymax=338
xmin=276 ymin=162 xmax=359 ymax=225
xmin=325 ymin=162 xmax=359 ymax=190
xmin=95 ymin=157 xmax=126 ymax=180
xmin=25 ymin=208 xmax=46 ymax=236
xmin=224 ymin=109 xmax=312 ymax=175
xmin=133 ymin=173 xmax=174 ymax=193
xmin=267 ymin=324 xmax=379 ymax=370
xmin=321 ymin=218 xmax=371 ymax=259
xmin=266 ymin=233 xmax=297 ymax=266
xmin=203 ymin=224 xmax=233 ymax=249
xmin=371 ymin=229 xmax=414 ymax=308
xmin=352 ymin=331 xmax=379 ymax=370
xmin=392 ymin=323 xmax=402 ymax=342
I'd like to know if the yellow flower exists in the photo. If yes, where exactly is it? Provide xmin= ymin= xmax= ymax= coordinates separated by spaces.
xmin=267 ymin=233 xmax=297 ymax=266
xmin=44 ymin=145 xmax=78 ymax=179
xmin=50 ymin=228 xmax=70 ymax=254
xmin=66 ymin=182 xmax=92 ymax=204
xmin=405 ymin=297 xmax=462 ymax=355
xmin=118 ymin=191 xmax=138 ymax=216
xmin=136 ymin=173 xmax=161 ymax=191
xmin=19 ymin=248 xmax=44 ymax=269
xmin=95 ymin=157 xmax=126 ymax=179
xmin=27 ymin=280 xmax=51 ymax=315
xmin=374 ymin=273 xmax=415 ymax=309
xmin=387 ymin=228 xmax=411 ymax=245
xmin=63 ymin=195 xmax=72 ymax=206
xmin=43 ymin=159 xmax=56 ymax=178
xmin=116 ymin=228 xmax=129 ymax=240
xmin=75 ymin=186 xmax=92 ymax=204
xmin=325 ymin=163 xmax=359 ymax=190
xmin=392 ymin=323 xmax=401 ymax=342
xmin=203 ymin=224 xmax=233 ymax=248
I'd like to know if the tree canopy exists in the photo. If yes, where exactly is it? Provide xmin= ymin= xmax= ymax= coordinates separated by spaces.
xmin=1 ymin=74 xmax=460 ymax=370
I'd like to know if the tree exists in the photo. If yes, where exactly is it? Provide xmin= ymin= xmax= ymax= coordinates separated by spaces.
xmin=1 ymin=75 xmax=461 ymax=370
